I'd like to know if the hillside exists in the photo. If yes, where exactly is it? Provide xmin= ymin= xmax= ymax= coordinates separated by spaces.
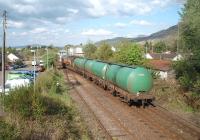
xmin=96 ymin=25 xmax=178 ymax=46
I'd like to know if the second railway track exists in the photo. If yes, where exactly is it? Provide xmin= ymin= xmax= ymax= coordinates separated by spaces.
xmin=63 ymin=68 xmax=200 ymax=140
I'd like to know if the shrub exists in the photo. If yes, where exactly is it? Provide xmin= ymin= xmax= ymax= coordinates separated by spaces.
xmin=35 ymin=70 xmax=64 ymax=95
xmin=3 ymin=86 xmax=45 ymax=119
xmin=0 ymin=120 xmax=20 ymax=140
xmin=112 ymin=42 xmax=144 ymax=65
xmin=1 ymin=70 xmax=90 ymax=139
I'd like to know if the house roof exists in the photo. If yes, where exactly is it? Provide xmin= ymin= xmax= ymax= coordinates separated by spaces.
xmin=7 ymin=53 xmax=19 ymax=59
xmin=147 ymin=60 xmax=172 ymax=71
xmin=149 ymin=53 xmax=177 ymax=60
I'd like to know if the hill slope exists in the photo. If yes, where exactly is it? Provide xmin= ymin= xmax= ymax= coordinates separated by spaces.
xmin=96 ymin=25 xmax=178 ymax=46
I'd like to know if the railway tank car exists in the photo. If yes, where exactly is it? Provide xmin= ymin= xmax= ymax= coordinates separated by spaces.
xmin=66 ymin=57 xmax=154 ymax=107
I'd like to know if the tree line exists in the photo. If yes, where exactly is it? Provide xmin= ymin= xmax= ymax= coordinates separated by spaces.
xmin=173 ymin=0 xmax=200 ymax=96
xmin=82 ymin=41 xmax=144 ymax=66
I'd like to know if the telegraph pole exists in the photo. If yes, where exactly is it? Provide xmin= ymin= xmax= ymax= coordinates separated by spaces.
xmin=2 ymin=10 xmax=7 ymax=95
xmin=177 ymin=22 xmax=180 ymax=54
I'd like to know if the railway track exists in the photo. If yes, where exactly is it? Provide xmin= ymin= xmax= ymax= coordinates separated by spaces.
xmin=63 ymin=68 xmax=200 ymax=140
xmin=65 ymin=71 xmax=136 ymax=139
xmin=63 ymin=69 xmax=113 ymax=140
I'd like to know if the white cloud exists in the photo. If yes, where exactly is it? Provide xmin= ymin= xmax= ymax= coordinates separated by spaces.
xmin=12 ymin=4 xmax=36 ymax=14
xmin=123 ymin=2 xmax=152 ymax=15
xmin=56 ymin=16 xmax=72 ymax=23
xmin=11 ymin=32 xmax=16 ymax=35
xmin=8 ymin=20 xmax=25 ymax=28
xmin=65 ymin=29 xmax=70 ymax=33
xmin=30 ymin=27 xmax=48 ymax=34
xmin=114 ymin=22 xmax=127 ymax=28
xmin=67 ymin=8 xmax=79 ymax=14
xmin=20 ymin=32 xmax=28 ymax=36
xmin=130 ymin=20 xmax=153 ymax=26
xmin=81 ymin=29 xmax=113 ymax=36
xmin=151 ymin=0 xmax=171 ymax=7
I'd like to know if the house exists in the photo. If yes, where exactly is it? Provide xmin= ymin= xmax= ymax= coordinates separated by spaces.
xmin=145 ymin=53 xmax=182 ymax=61
xmin=147 ymin=60 xmax=173 ymax=80
xmin=58 ymin=50 xmax=68 ymax=62
xmin=7 ymin=53 xmax=19 ymax=62
xmin=68 ymin=45 xmax=84 ymax=56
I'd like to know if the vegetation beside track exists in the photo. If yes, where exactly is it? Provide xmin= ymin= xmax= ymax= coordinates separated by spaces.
xmin=151 ymin=79 xmax=200 ymax=113
xmin=0 ymin=69 xmax=90 ymax=140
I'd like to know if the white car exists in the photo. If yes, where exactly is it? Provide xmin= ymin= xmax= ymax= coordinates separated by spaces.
xmin=32 ymin=60 xmax=37 ymax=66
xmin=0 ymin=78 xmax=31 ymax=95
xmin=39 ymin=60 xmax=44 ymax=66
xmin=0 ymin=84 xmax=11 ymax=95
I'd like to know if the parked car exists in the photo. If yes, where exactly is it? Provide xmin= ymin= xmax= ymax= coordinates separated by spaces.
xmin=9 ymin=70 xmax=38 ymax=80
xmin=32 ymin=60 xmax=37 ymax=66
xmin=0 ymin=84 xmax=11 ymax=95
xmin=10 ymin=64 xmax=21 ymax=70
xmin=39 ymin=60 xmax=44 ymax=66
xmin=0 ymin=78 xmax=31 ymax=95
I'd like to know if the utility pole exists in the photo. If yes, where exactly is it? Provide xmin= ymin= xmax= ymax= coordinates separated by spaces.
xmin=45 ymin=47 xmax=48 ymax=70
xmin=1 ymin=10 xmax=7 ymax=95
xmin=31 ymin=50 xmax=36 ymax=93
xmin=177 ymin=22 xmax=180 ymax=54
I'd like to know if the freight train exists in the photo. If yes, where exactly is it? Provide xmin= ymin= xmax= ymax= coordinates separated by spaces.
xmin=62 ymin=56 xmax=155 ymax=107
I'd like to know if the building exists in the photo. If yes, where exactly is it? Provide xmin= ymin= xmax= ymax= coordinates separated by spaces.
xmin=147 ymin=60 xmax=173 ymax=80
xmin=68 ymin=45 xmax=84 ymax=56
xmin=7 ymin=53 xmax=19 ymax=62
xmin=145 ymin=53 xmax=182 ymax=61
xmin=58 ymin=50 xmax=68 ymax=62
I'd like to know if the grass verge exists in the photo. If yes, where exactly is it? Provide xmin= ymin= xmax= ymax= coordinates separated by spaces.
xmin=151 ymin=79 xmax=199 ymax=113
xmin=0 ymin=69 xmax=90 ymax=140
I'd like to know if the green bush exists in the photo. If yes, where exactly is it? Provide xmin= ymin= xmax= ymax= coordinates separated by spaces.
xmin=112 ymin=42 xmax=144 ymax=65
xmin=3 ymin=73 xmax=67 ymax=119
xmin=0 ymin=120 xmax=20 ymax=140
xmin=3 ymin=86 xmax=45 ymax=119
xmin=178 ymin=75 xmax=192 ymax=91
xmin=1 ymin=70 xmax=90 ymax=139
xmin=35 ymin=70 xmax=64 ymax=95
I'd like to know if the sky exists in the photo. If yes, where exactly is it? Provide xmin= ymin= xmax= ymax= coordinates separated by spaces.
xmin=0 ymin=0 xmax=185 ymax=47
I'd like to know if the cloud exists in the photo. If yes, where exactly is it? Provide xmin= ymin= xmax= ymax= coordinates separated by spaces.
xmin=12 ymin=4 xmax=37 ymax=14
xmin=0 ymin=0 xmax=183 ymax=24
xmin=67 ymin=8 xmax=79 ymax=14
xmin=20 ymin=32 xmax=28 ymax=36
xmin=30 ymin=27 xmax=48 ymax=34
xmin=8 ymin=20 xmax=25 ymax=28
xmin=81 ymin=29 xmax=114 ymax=36
xmin=0 ymin=0 xmax=184 ymax=46
xmin=114 ymin=22 xmax=127 ymax=28
xmin=130 ymin=20 xmax=153 ymax=26
xmin=65 ymin=29 xmax=70 ymax=33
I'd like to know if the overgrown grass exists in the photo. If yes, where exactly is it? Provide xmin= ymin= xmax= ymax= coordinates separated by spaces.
xmin=0 ymin=69 xmax=90 ymax=140
xmin=151 ymin=79 xmax=200 ymax=112
xmin=0 ymin=120 xmax=20 ymax=140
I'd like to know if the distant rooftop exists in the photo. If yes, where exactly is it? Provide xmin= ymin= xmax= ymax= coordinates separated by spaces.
xmin=147 ymin=60 xmax=172 ymax=71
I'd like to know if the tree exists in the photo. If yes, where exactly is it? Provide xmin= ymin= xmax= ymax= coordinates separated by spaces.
xmin=153 ymin=41 xmax=167 ymax=53
xmin=95 ymin=43 xmax=113 ymax=61
xmin=144 ymin=41 xmax=153 ymax=53
xmin=83 ymin=43 xmax=97 ymax=59
xmin=174 ymin=0 xmax=200 ymax=94
xmin=112 ymin=42 xmax=144 ymax=65
xmin=42 ymin=51 xmax=57 ymax=69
